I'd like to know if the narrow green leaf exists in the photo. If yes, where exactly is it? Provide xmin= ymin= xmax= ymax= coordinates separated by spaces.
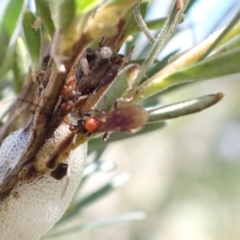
xmin=148 ymin=93 xmax=224 ymax=123
xmin=75 ymin=0 xmax=102 ymax=15
xmin=35 ymin=0 xmax=55 ymax=37
xmin=0 ymin=0 xmax=25 ymax=76
xmin=134 ymin=0 xmax=190 ymax=85
xmin=22 ymin=9 xmax=41 ymax=71
xmin=46 ymin=212 xmax=146 ymax=238
xmin=200 ymin=10 xmax=240 ymax=60
xmin=211 ymin=35 xmax=240 ymax=56
xmin=216 ymin=17 xmax=240 ymax=48
xmin=48 ymin=0 xmax=75 ymax=30
xmin=135 ymin=46 xmax=240 ymax=101
xmin=48 ymin=0 xmax=102 ymax=64
xmin=12 ymin=37 xmax=27 ymax=93
xmin=48 ymin=0 xmax=101 ymax=33
xmin=159 ymin=46 xmax=240 ymax=93
xmin=94 ymin=64 xmax=140 ymax=111
xmin=124 ymin=2 xmax=149 ymax=36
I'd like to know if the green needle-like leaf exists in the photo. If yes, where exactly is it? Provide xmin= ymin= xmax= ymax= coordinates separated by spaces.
xmin=0 ymin=0 xmax=25 ymax=77
xmin=12 ymin=37 xmax=27 ymax=93
xmin=134 ymin=46 xmax=240 ymax=102
xmin=148 ymin=93 xmax=224 ymax=123
xmin=46 ymin=212 xmax=146 ymax=238
xmin=22 ymin=9 xmax=41 ymax=72
xmin=35 ymin=0 xmax=55 ymax=37
xmin=159 ymin=46 xmax=240 ymax=93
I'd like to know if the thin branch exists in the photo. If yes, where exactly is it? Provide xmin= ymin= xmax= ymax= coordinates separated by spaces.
xmin=133 ymin=4 xmax=155 ymax=44
xmin=134 ymin=0 xmax=190 ymax=85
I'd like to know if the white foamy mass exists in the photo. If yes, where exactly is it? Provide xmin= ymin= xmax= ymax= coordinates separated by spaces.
xmin=0 ymin=128 xmax=87 ymax=240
